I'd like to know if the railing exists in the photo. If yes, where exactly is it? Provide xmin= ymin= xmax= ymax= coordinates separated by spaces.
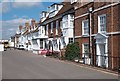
xmin=81 ymin=53 xmax=120 ymax=72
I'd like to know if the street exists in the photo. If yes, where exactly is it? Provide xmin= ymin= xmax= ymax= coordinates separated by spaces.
xmin=2 ymin=49 xmax=118 ymax=79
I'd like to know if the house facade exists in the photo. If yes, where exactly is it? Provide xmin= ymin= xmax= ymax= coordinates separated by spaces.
xmin=13 ymin=1 xmax=120 ymax=71
xmin=73 ymin=1 xmax=120 ymax=70
xmin=39 ymin=2 xmax=75 ymax=52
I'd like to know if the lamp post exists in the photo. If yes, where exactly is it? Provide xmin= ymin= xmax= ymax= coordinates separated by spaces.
xmin=88 ymin=7 xmax=93 ymax=65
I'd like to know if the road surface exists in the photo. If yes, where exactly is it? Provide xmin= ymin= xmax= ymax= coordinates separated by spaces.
xmin=2 ymin=49 xmax=119 ymax=79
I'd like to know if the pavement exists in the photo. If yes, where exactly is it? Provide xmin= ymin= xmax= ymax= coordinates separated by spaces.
xmin=2 ymin=49 xmax=119 ymax=79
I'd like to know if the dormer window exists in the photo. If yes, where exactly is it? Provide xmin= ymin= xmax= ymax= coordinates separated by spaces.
xmin=49 ymin=4 xmax=58 ymax=13
xmin=41 ymin=11 xmax=47 ymax=18
xmin=42 ymin=13 xmax=46 ymax=18
xmin=48 ymin=3 xmax=63 ymax=18
xmin=71 ymin=0 xmax=77 ymax=4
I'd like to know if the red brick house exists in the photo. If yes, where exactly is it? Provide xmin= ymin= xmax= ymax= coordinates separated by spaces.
xmin=73 ymin=1 xmax=120 ymax=70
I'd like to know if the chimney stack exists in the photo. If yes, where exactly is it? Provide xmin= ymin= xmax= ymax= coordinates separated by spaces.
xmin=19 ymin=25 xmax=22 ymax=32
xmin=31 ymin=18 xmax=35 ymax=29
xmin=25 ymin=22 xmax=29 ymax=30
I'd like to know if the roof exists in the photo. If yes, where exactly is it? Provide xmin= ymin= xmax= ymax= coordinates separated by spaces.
xmin=43 ymin=2 xmax=74 ymax=22
xmin=56 ymin=2 xmax=74 ymax=16
xmin=49 ymin=3 xmax=63 ymax=7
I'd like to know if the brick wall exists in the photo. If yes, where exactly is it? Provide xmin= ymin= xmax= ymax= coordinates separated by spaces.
xmin=74 ymin=2 xmax=120 ymax=69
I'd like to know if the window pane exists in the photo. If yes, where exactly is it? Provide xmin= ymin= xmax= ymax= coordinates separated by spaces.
xmin=99 ymin=15 xmax=106 ymax=32
xmin=83 ymin=20 xmax=89 ymax=35
xmin=84 ymin=44 xmax=89 ymax=53
xmin=51 ymin=22 xmax=53 ymax=33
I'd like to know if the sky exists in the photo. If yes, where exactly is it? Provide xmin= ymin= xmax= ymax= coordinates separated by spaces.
xmin=0 ymin=0 xmax=63 ymax=40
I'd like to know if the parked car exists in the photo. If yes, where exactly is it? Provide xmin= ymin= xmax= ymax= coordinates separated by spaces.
xmin=18 ymin=45 xmax=25 ymax=50
xmin=38 ymin=49 xmax=52 ymax=55
xmin=38 ymin=49 xmax=59 ymax=56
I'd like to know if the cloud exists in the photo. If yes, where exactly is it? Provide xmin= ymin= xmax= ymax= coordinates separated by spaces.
xmin=12 ymin=2 xmax=40 ymax=8
xmin=12 ymin=0 xmax=42 ymax=8
xmin=0 ymin=0 xmax=42 ymax=14
xmin=0 ymin=2 xmax=11 ymax=14
xmin=1 ymin=18 xmax=32 ymax=39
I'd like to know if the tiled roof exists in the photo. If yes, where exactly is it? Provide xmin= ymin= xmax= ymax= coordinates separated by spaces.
xmin=43 ymin=2 xmax=74 ymax=22
xmin=56 ymin=2 xmax=74 ymax=16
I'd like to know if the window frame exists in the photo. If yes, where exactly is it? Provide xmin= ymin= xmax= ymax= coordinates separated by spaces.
xmin=82 ymin=43 xmax=89 ymax=58
xmin=98 ymin=14 xmax=106 ymax=33
xmin=51 ymin=22 xmax=53 ymax=33
xmin=56 ymin=20 xmax=59 ymax=35
xmin=46 ymin=24 xmax=48 ymax=35
xmin=82 ymin=19 xmax=89 ymax=35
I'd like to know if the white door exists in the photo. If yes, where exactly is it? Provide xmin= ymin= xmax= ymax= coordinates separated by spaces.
xmin=99 ymin=44 xmax=105 ymax=67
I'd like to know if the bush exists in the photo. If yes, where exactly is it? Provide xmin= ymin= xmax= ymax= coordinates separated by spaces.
xmin=65 ymin=42 xmax=80 ymax=61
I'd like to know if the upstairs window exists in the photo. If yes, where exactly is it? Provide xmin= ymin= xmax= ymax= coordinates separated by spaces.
xmin=46 ymin=24 xmax=48 ymax=35
xmin=49 ymin=4 xmax=58 ymax=13
xmin=42 ymin=26 xmax=45 ymax=34
xmin=56 ymin=20 xmax=59 ymax=35
xmin=62 ymin=15 xmax=68 ymax=29
xmin=42 ymin=12 xmax=46 ymax=18
xmin=51 ymin=22 xmax=53 ymax=33
xmin=82 ymin=20 xmax=89 ymax=35
xmin=98 ymin=14 xmax=106 ymax=33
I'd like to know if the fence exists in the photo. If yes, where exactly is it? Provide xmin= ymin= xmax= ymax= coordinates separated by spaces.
xmin=82 ymin=53 xmax=120 ymax=72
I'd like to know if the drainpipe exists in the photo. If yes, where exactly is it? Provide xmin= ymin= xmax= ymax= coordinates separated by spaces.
xmin=111 ymin=2 xmax=114 ymax=70
xmin=88 ymin=7 xmax=93 ymax=65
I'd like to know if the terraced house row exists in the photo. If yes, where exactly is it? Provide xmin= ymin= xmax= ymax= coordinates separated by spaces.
xmin=12 ymin=0 xmax=120 ymax=71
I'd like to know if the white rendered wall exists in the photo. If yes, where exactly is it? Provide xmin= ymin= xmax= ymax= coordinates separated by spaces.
xmin=0 ymin=44 xmax=4 ymax=51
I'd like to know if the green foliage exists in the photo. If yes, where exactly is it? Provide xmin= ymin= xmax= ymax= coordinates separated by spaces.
xmin=65 ymin=42 xmax=80 ymax=61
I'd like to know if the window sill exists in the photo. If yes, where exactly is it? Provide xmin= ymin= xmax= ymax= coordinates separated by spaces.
xmin=82 ymin=34 xmax=89 ymax=37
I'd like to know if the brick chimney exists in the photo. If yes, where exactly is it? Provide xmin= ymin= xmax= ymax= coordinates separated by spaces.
xmin=25 ymin=22 xmax=29 ymax=30
xmin=31 ymin=18 xmax=35 ymax=29
xmin=19 ymin=25 xmax=22 ymax=32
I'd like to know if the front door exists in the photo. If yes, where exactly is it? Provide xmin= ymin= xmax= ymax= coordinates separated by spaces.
xmin=99 ymin=44 xmax=105 ymax=67
xmin=96 ymin=43 xmax=108 ymax=68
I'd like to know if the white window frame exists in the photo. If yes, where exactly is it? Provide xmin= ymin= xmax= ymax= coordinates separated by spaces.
xmin=51 ymin=22 xmax=53 ymax=33
xmin=56 ymin=20 xmax=59 ymax=35
xmin=42 ymin=12 xmax=46 ymax=18
xmin=46 ymin=24 xmax=48 ymax=35
xmin=62 ymin=15 xmax=68 ymax=29
xmin=42 ymin=26 xmax=45 ymax=35
xmin=82 ymin=43 xmax=89 ymax=58
xmin=98 ymin=14 xmax=106 ymax=33
xmin=82 ymin=19 xmax=89 ymax=35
